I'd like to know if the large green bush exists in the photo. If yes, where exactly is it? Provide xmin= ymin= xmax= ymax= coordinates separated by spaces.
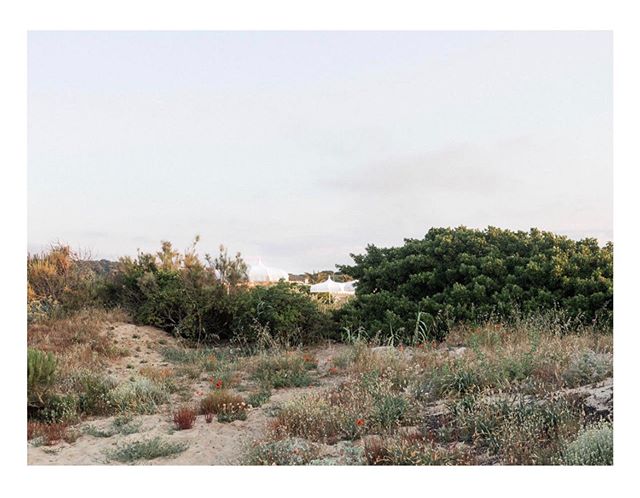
xmin=337 ymin=227 xmax=612 ymax=341
xmin=103 ymin=240 xmax=332 ymax=346
xmin=102 ymin=241 xmax=236 ymax=342
xmin=232 ymin=282 xmax=333 ymax=347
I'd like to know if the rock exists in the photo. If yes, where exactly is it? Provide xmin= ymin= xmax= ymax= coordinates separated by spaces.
xmin=565 ymin=377 xmax=613 ymax=420
xmin=371 ymin=346 xmax=397 ymax=355
xmin=448 ymin=346 xmax=467 ymax=358
xmin=582 ymin=378 xmax=613 ymax=419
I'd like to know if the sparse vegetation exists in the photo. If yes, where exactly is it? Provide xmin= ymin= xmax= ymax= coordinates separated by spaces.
xmin=242 ymin=438 xmax=321 ymax=465
xmin=27 ymin=232 xmax=613 ymax=466
xmin=250 ymin=351 xmax=317 ymax=389
xmin=106 ymin=437 xmax=188 ymax=463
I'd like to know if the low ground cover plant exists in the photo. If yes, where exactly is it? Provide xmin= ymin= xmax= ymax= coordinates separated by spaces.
xmin=364 ymin=434 xmax=469 ymax=465
xmin=561 ymin=421 xmax=613 ymax=465
xmin=84 ymin=415 xmax=143 ymax=438
xmin=106 ymin=437 xmax=188 ymax=463
xmin=242 ymin=437 xmax=321 ymax=465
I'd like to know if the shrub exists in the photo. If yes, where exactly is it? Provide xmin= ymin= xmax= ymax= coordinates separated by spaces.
xmin=231 ymin=282 xmax=334 ymax=348
xmin=74 ymin=371 xmax=117 ymax=416
xmin=271 ymin=375 xmax=418 ymax=443
xmin=28 ymin=422 xmax=77 ymax=446
xmin=39 ymin=393 xmax=79 ymax=423
xmin=108 ymin=377 xmax=168 ymax=414
xmin=242 ymin=437 xmax=320 ymax=465
xmin=562 ymin=350 xmax=612 ymax=387
xmin=217 ymin=401 xmax=248 ymax=423
xmin=173 ymin=405 xmax=198 ymax=430
xmin=200 ymin=390 xmax=245 ymax=414
xmin=27 ymin=348 xmax=57 ymax=408
xmin=250 ymin=352 xmax=316 ymax=389
xmin=439 ymin=394 xmax=583 ymax=464
xmin=106 ymin=437 xmax=188 ymax=463
xmin=103 ymin=240 xmax=237 ymax=342
xmin=247 ymin=388 xmax=272 ymax=408
xmin=27 ymin=244 xmax=99 ymax=314
xmin=337 ymin=227 xmax=613 ymax=342
xmin=199 ymin=390 xmax=248 ymax=422
xmin=562 ymin=422 xmax=613 ymax=465
xmin=364 ymin=435 xmax=468 ymax=465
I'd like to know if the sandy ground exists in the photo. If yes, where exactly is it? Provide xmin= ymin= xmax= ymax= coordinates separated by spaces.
xmin=28 ymin=323 xmax=350 ymax=465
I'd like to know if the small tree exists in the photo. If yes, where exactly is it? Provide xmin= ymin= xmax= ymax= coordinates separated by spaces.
xmin=208 ymin=245 xmax=248 ymax=292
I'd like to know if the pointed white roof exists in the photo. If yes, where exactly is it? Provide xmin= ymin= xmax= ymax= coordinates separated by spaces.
xmin=342 ymin=280 xmax=358 ymax=293
xmin=310 ymin=277 xmax=356 ymax=295
xmin=248 ymin=258 xmax=289 ymax=283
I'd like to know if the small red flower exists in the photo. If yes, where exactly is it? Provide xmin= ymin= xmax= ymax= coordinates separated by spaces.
xmin=356 ymin=418 xmax=365 ymax=427
xmin=328 ymin=367 xmax=338 ymax=374
xmin=215 ymin=379 xmax=223 ymax=389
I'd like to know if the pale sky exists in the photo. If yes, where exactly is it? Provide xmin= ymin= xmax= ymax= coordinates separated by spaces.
xmin=28 ymin=31 xmax=612 ymax=273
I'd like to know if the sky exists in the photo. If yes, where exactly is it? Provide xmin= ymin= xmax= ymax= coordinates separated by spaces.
xmin=28 ymin=31 xmax=612 ymax=273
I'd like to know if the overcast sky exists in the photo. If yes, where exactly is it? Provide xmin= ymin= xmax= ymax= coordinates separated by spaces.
xmin=28 ymin=31 xmax=612 ymax=273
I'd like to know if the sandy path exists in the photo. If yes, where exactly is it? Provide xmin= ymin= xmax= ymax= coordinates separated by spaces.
xmin=28 ymin=323 xmax=348 ymax=465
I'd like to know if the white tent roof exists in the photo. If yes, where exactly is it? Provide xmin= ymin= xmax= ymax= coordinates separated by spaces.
xmin=309 ymin=277 xmax=356 ymax=295
xmin=248 ymin=258 xmax=289 ymax=283
xmin=342 ymin=280 xmax=358 ymax=293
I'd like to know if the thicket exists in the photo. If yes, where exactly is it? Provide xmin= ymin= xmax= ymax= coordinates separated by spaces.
xmin=101 ymin=239 xmax=333 ymax=345
xmin=337 ymin=226 xmax=612 ymax=342
xmin=27 ymin=245 xmax=99 ymax=320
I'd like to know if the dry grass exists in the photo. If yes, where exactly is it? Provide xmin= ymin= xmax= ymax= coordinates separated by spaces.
xmin=28 ymin=308 xmax=130 ymax=375
xmin=270 ymin=374 xmax=419 ymax=444
xmin=249 ymin=351 xmax=317 ymax=389
xmin=27 ymin=421 xmax=79 ymax=446
xmin=199 ymin=390 xmax=248 ymax=422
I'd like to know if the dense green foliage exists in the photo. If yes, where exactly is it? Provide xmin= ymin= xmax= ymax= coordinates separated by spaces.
xmin=103 ymin=247 xmax=234 ymax=342
xmin=337 ymin=227 xmax=612 ymax=341
xmin=27 ymin=348 xmax=57 ymax=408
xmin=232 ymin=282 xmax=333 ymax=347
xmin=102 ymin=241 xmax=332 ymax=345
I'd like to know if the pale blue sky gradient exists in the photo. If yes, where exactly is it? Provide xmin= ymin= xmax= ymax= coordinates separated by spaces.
xmin=28 ymin=31 xmax=612 ymax=272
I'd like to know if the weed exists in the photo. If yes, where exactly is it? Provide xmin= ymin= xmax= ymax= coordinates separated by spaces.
xmin=364 ymin=435 xmax=468 ymax=465
xmin=106 ymin=437 xmax=188 ymax=463
xmin=247 ymin=388 xmax=272 ymax=408
xmin=242 ymin=437 xmax=320 ymax=465
xmin=108 ymin=377 xmax=168 ymax=414
xmin=173 ymin=405 xmax=198 ymax=430
xmin=250 ymin=352 xmax=315 ymax=389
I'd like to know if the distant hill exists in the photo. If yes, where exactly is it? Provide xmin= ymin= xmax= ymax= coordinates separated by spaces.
xmin=76 ymin=259 xmax=120 ymax=276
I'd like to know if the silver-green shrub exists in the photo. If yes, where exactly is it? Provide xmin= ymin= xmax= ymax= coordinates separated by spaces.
xmin=562 ymin=422 xmax=613 ymax=465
